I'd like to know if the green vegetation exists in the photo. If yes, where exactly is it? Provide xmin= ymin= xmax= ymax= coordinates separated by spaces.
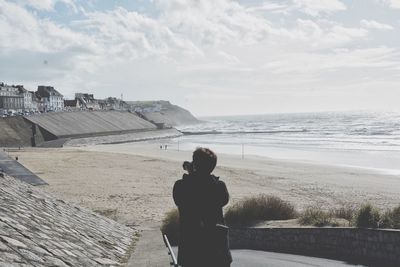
xmin=299 ymin=206 xmax=339 ymax=227
xmin=224 ymin=195 xmax=297 ymax=227
xmin=330 ymin=205 xmax=356 ymax=221
xmin=160 ymin=197 xmax=400 ymax=246
xmin=353 ymin=204 xmax=381 ymax=228
xmin=381 ymin=205 xmax=400 ymax=229
xmin=160 ymin=208 xmax=180 ymax=246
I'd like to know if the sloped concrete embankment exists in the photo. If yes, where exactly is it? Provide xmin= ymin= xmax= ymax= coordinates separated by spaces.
xmin=1 ymin=111 xmax=184 ymax=148
xmin=0 ymin=174 xmax=138 ymax=266
xmin=230 ymin=227 xmax=400 ymax=266
xmin=25 ymin=111 xmax=157 ymax=140
xmin=0 ymin=117 xmax=44 ymax=147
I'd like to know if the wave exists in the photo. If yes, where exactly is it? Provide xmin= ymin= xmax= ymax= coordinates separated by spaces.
xmin=181 ymin=129 xmax=308 ymax=135
xmin=177 ymin=111 xmax=400 ymax=152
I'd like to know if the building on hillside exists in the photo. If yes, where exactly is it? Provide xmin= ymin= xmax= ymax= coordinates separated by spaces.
xmin=98 ymin=97 xmax=128 ymax=111
xmin=36 ymin=86 xmax=64 ymax=112
xmin=129 ymin=101 xmax=163 ymax=113
xmin=15 ymin=85 xmax=34 ymax=111
xmin=64 ymin=99 xmax=81 ymax=111
xmin=0 ymin=95 xmax=24 ymax=113
xmin=0 ymin=82 xmax=18 ymax=96
xmin=32 ymin=92 xmax=44 ymax=112
xmin=0 ymin=83 xmax=25 ymax=113
xmin=75 ymin=93 xmax=100 ymax=110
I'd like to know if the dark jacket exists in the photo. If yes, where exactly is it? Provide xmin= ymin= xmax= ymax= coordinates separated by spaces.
xmin=173 ymin=173 xmax=232 ymax=267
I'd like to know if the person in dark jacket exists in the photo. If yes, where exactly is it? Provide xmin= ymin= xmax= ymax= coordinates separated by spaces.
xmin=173 ymin=147 xmax=232 ymax=267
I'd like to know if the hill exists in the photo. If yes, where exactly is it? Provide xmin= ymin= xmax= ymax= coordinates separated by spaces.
xmin=127 ymin=101 xmax=199 ymax=126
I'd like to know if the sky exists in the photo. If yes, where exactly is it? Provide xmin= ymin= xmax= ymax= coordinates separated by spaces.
xmin=0 ymin=0 xmax=399 ymax=116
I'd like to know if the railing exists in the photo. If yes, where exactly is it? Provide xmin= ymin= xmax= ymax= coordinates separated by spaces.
xmin=162 ymin=234 xmax=178 ymax=267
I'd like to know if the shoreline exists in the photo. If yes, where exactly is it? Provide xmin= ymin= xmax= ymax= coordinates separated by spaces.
xmin=8 ymin=142 xmax=400 ymax=229
xmin=156 ymin=137 xmax=400 ymax=176
xmin=76 ymin=140 xmax=400 ymax=178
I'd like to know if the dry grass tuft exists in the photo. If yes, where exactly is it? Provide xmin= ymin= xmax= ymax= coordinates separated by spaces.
xmin=160 ymin=208 xmax=180 ymax=246
xmin=353 ymin=204 xmax=381 ymax=228
xmin=224 ymin=195 xmax=297 ymax=227
xmin=299 ymin=206 xmax=339 ymax=227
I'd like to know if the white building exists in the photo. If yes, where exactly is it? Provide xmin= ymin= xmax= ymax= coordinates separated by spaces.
xmin=15 ymin=86 xmax=34 ymax=111
xmin=0 ymin=83 xmax=18 ymax=96
xmin=0 ymin=83 xmax=25 ymax=113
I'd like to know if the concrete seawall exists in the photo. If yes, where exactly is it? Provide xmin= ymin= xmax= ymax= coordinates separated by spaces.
xmin=0 ymin=117 xmax=44 ymax=147
xmin=0 ymin=111 xmax=171 ymax=147
xmin=25 ymin=111 xmax=157 ymax=139
xmin=229 ymin=227 xmax=400 ymax=266
xmin=1 ymin=109 xmax=195 ymax=147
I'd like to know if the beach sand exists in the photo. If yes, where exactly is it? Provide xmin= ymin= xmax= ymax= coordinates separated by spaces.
xmin=8 ymin=142 xmax=400 ymax=227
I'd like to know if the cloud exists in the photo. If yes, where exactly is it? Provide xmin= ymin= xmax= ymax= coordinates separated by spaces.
xmin=15 ymin=0 xmax=78 ymax=12
xmin=246 ymin=2 xmax=289 ymax=14
xmin=217 ymin=51 xmax=240 ymax=63
xmin=361 ymin=19 xmax=394 ymax=30
xmin=292 ymin=0 xmax=347 ymax=16
xmin=271 ymin=19 xmax=368 ymax=50
xmin=262 ymin=47 xmax=400 ymax=75
xmin=0 ymin=0 xmax=399 ymax=115
xmin=381 ymin=0 xmax=400 ymax=9
xmin=153 ymin=0 xmax=359 ymax=51
xmin=0 ymin=0 xmax=98 ymax=87
xmin=75 ymin=7 xmax=202 ymax=59
xmin=0 ymin=0 xmax=93 ymax=53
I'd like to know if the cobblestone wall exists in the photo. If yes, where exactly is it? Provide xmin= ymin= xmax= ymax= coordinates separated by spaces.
xmin=230 ymin=227 xmax=400 ymax=266
xmin=0 ymin=174 xmax=138 ymax=266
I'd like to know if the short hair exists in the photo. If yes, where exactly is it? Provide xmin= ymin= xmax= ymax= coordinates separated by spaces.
xmin=192 ymin=147 xmax=217 ymax=174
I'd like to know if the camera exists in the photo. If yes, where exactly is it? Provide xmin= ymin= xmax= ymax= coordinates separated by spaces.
xmin=182 ymin=161 xmax=193 ymax=173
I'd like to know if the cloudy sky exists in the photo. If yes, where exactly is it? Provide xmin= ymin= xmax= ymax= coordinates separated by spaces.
xmin=0 ymin=0 xmax=399 ymax=116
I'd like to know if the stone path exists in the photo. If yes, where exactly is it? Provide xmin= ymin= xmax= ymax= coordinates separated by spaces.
xmin=0 ymin=151 xmax=47 ymax=185
xmin=0 ymin=174 xmax=138 ymax=266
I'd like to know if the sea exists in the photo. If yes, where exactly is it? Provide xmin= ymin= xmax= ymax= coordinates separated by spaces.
xmin=171 ymin=111 xmax=400 ymax=175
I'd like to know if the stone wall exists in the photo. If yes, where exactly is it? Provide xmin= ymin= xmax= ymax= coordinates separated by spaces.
xmin=229 ymin=227 xmax=400 ymax=266
xmin=0 ymin=174 xmax=138 ymax=266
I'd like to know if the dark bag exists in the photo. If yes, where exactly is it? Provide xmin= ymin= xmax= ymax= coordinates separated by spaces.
xmin=211 ymin=223 xmax=232 ymax=264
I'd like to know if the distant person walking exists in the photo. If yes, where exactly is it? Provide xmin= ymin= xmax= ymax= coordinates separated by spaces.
xmin=173 ymin=148 xmax=232 ymax=267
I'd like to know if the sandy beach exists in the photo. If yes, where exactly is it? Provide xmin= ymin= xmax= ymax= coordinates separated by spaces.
xmin=8 ymin=141 xmax=400 ymax=228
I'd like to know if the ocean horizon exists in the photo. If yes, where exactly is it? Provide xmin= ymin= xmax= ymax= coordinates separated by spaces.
xmin=172 ymin=110 xmax=400 ymax=175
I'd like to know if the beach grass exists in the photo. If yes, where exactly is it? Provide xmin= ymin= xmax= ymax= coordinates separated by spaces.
xmin=161 ymin=199 xmax=400 ymax=247
xmin=299 ymin=206 xmax=339 ymax=227
xmin=330 ymin=205 xmax=356 ymax=221
xmin=160 ymin=208 xmax=180 ymax=246
xmin=379 ymin=205 xmax=400 ymax=229
xmin=224 ymin=195 xmax=297 ymax=227
xmin=353 ymin=204 xmax=381 ymax=228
